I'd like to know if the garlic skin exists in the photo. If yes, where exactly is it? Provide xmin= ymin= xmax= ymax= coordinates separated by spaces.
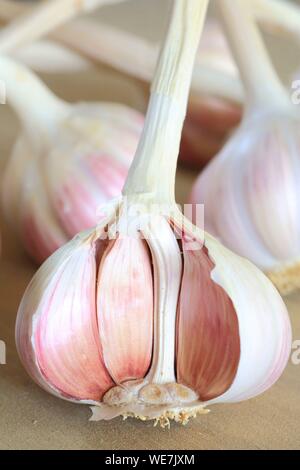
xmin=1 ymin=56 xmax=143 ymax=263
xmin=16 ymin=202 xmax=291 ymax=425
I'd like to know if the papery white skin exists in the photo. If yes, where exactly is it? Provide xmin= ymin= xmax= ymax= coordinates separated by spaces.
xmin=191 ymin=110 xmax=300 ymax=272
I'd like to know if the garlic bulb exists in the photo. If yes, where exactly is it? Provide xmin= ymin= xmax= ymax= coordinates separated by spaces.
xmin=191 ymin=0 xmax=300 ymax=295
xmin=1 ymin=56 xmax=143 ymax=262
xmin=16 ymin=0 xmax=291 ymax=427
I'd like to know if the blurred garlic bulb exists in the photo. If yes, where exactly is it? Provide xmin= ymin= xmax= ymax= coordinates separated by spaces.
xmin=17 ymin=0 xmax=291 ymax=427
xmin=191 ymin=0 xmax=300 ymax=295
xmin=1 ymin=55 xmax=143 ymax=262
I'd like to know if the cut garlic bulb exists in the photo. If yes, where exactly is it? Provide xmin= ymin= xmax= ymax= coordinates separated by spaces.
xmin=1 ymin=55 xmax=143 ymax=262
xmin=16 ymin=0 xmax=291 ymax=427
xmin=191 ymin=0 xmax=300 ymax=295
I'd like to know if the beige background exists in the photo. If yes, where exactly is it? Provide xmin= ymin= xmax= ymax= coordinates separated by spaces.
xmin=0 ymin=0 xmax=300 ymax=450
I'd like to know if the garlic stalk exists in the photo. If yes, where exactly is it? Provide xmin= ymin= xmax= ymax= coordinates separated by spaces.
xmin=11 ymin=39 xmax=93 ymax=73
xmin=0 ymin=0 xmax=126 ymax=53
xmin=251 ymin=0 xmax=300 ymax=44
xmin=16 ymin=0 xmax=291 ymax=427
xmin=0 ymin=0 xmax=243 ymax=104
xmin=191 ymin=0 xmax=300 ymax=295
xmin=1 ymin=55 xmax=143 ymax=262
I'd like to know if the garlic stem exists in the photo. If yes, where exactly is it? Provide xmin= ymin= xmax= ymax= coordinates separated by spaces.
xmin=144 ymin=220 xmax=182 ymax=385
xmin=0 ymin=1 xmax=243 ymax=104
xmin=0 ymin=0 xmax=123 ymax=54
xmin=252 ymin=0 xmax=300 ymax=44
xmin=3 ymin=0 xmax=300 ymax=45
xmin=13 ymin=39 xmax=93 ymax=73
xmin=217 ymin=0 xmax=290 ymax=111
xmin=123 ymin=0 xmax=209 ymax=203
xmin=0 ymin=55 xmax=69 ymax=139
xmin=55 ymin=18 xmax=244 ymax=105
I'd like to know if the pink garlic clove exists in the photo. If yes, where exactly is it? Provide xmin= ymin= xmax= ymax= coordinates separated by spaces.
xmin=176 ymin=235 xmax=240 ymax=402
xmin=32 ymin=240 xmax=113 ymax=401
xmin=97 ymin=237 xmax=153 ymax=384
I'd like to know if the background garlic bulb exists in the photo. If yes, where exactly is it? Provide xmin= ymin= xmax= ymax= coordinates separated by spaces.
xmin=191 ymin=0 xmax=300 ymax=295
xmin=1 ymin=55 xmax=143 ymax=262
xmin=16 ymin=0 xmax=291 ymax=427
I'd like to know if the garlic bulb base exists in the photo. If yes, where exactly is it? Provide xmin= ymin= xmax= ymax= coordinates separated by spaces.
xmin=90 ymin=402 xmax=209 ymax=428
xmin=268 ymin=259 xmax=300 ymax=296
xmin=96 ymin=378 xmax=204 ymax=427
xmin=103 ymin=381 xmax=199 ymax=408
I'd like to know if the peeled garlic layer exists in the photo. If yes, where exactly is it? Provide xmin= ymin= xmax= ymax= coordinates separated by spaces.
xmin=16 ymin=203 xmax=291 ymax=426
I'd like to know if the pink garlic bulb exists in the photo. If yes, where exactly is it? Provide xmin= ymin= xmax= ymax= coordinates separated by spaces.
xmin=16 ymin=0 xmax=291 ymax=426
xmin=1 ymin=55 xmax=143 ymax=263
xmin=16 ymin=209 xmax=291 ymax=426
xmin=191 ymin=0 xmax=300 ymax=294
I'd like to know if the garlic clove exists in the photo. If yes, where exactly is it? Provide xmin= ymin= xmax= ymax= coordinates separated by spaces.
xmin=176 ymin=235 xmax=240 ymax=402
xmin=97 ymin=236 xmax=153 ymax=384
xmin=204 ymin=232 xmax=292 ymax=403
xmin=17 ymin=235 xmax=113 ymax=402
